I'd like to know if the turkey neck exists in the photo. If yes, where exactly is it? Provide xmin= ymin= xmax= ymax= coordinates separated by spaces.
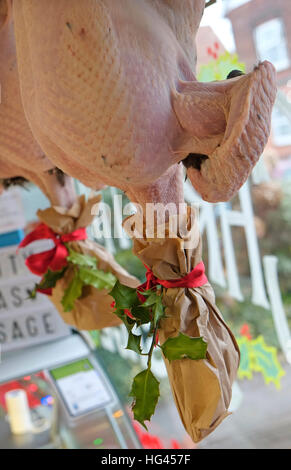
xmin=40 ymin=171 xmax=77 ymax=209
xmin=125 ymin=163 xmax=186 ymax=228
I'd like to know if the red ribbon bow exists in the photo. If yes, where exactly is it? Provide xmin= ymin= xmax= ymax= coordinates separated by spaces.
xmin=138 ymin=261 xmax=208 ymax=302
xmin=112 ymin=262 xmax=208 ymax=314
xmin=111 ymin=262 xmax=208 ymax=348
xmin=19 ymin=222 xmax=87 ymax=279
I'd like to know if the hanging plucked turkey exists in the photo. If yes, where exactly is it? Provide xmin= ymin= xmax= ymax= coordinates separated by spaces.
xmin=2 ymin=0 xmax=278 ymax=442
xmin=11 ymin=0 xmax=276 ymax=207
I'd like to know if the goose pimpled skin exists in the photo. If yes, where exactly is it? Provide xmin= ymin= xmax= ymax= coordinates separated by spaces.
xmin=12 ymin=0 xmax=276 ymax=206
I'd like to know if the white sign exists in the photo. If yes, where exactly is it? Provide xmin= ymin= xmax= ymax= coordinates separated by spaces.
xmin=55 ymin=368 xmax=112 ymax=416
xmin=0 ymin=189 xmax=26 ymax=234
xmin=0 ymin=244 xmax=69 ymax=353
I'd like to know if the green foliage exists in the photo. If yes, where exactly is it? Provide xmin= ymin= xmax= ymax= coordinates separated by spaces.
xmin=67 ymin=249 xmax=97 ymax=268
xmin=109 ymin=279 xmax=209 ymax=428
xmin=31 ymin=246 xmax=117 ymax=311
xmin=198 ymin=51 xmax=245 ymax=82
xmin=142 ymin=291 xmax=165 ymax=327
xmin=79 ymin=266 xmax=116 ymax=290
xmin=126 ymin=332 xmax=142 ymax=354
xmin=115 ymin=249 xmax=146 ymax=282
xmin=29 ymin=268 xmax=67 ymax=298
xmin=129 ymin=368 xmax=160 ymax=430
xmin=131 ymin=305 xmax=152 ymax=325
xmin=110 ymin=281 xmax=139 ymax=309
xmin=60 ymin=249 xmax=117 ymax=311
xmin=61 ymin=271 xmax=84 ymax=312
xmin=39 ymin=268 xmax=67 ymax=289
xmin=161 ymin=333 xmax=207 ymax=361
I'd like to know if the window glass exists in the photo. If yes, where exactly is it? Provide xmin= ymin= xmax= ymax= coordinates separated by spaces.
xmin=254 ymin=18 xmax=289 ymax=71
xmin=225 ymin=0 xmax=252 ymax=12
xmin=272 ymin=105 xmax=291 ymax=147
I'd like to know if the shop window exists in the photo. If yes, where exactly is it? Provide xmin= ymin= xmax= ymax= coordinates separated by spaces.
xmin=254 ymin=18 xmax=290 ymax=72
xmin=224 ymin=0 xmax=252 ymax=12
xmin=272 ymin=105 xmax=291 ymax=147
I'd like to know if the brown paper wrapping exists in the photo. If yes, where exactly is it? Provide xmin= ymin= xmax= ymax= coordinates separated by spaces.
xmin=37 ymin=194 xmax=139 ymax=331
xmin=123 ymin=208 xmax=240 ymax=443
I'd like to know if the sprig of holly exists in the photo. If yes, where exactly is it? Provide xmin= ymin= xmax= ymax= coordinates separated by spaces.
xmin=110 ymin=281 xmax=207 ymax=429
xmin=29 ymin=247 xmax=116 ymax=311
xmin=30 ymin=247 xmax=208 ymax=429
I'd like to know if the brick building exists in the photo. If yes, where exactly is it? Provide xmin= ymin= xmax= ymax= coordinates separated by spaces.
xmin=224 ymin=0 xmax=291 ymax=179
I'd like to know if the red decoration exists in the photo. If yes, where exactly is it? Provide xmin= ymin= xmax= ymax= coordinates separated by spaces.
xmin=18 ymin=223 xmax=87 ymax=294
xmin=112 ymin=263 xmax=207 ymax=331
xmin=138 ymin=261 xmax=208 ymax=295
xmin=134 ymin=262 xmax=208 ymax=347
xmin=19 ymin=223 xmax=87 ymax=276
xmin=155 ymin=330 xmax=159 ymax=346
xmin=133 ymin=422 xmax=182 ymax=449
xmin=110 ymin=301 xmax=135 ymax=319
xmin=240 ymin=323 xmax=252 ymax=340
xmin=171 ymin=439 xmax=182 ymax=449
xmin=207 ymin=43 xmax=220 ymax=59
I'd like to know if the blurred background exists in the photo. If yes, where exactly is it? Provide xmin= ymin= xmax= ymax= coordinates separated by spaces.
xmin=0 ymin=0 xmax=291 ymax=450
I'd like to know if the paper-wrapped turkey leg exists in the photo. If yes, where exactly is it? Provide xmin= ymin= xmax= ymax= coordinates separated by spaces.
xmin=124 ymin=208 xmax=240 ymax=442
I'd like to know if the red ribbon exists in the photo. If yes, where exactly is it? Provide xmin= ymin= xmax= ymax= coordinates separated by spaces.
xmin=138 ymin=262 xmax=208 ymax=345
xmin=138 ymin=261 xmax=208 ymax=301
xmin=19 ymin=222 xmax=87 ymax=281
xmin=111 ymin=262 xmax=208 ymax=347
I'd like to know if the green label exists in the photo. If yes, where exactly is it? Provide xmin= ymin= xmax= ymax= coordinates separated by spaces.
xmin=50 ymin=358 xmax=93 ymax=380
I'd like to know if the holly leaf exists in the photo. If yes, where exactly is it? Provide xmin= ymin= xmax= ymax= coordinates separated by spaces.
xmin=28 ymin=268 xmax=67 ymax=299
xmin=139 ymin=288 xmax=155 ymax=297
xmin=139 ymin=289 xmax=165 ymax=327
xmin=27 ymin=288 xmax=37 ymax=300
xmin=141 ymin=292 xmax=159 ymax=307
xmin=131 ymin=305 xmax=151 ymax=325
xmin=161 ymin=333 xmax=207 ymax=361
xmin=38 ymin=268 xmax=67 ymax=289
xmin=130 ymin=369 xmax=160 ymax=430
xmin=114 ymin=309 xmax=135 ymax=332
xmin=110 ymin=281 xmax=139 ymax=309
xmin=152 ymin=296 xmax=165 ymax=326
xmin=79 ymin=266 xmax=116 ymax=290
xmin=61 ymin=274 xmax=84 ymax=312
xmin=67 ymin=248 xmax=97 ymax=268
xmin=126 ymin=331 xmax=142 ymax=354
